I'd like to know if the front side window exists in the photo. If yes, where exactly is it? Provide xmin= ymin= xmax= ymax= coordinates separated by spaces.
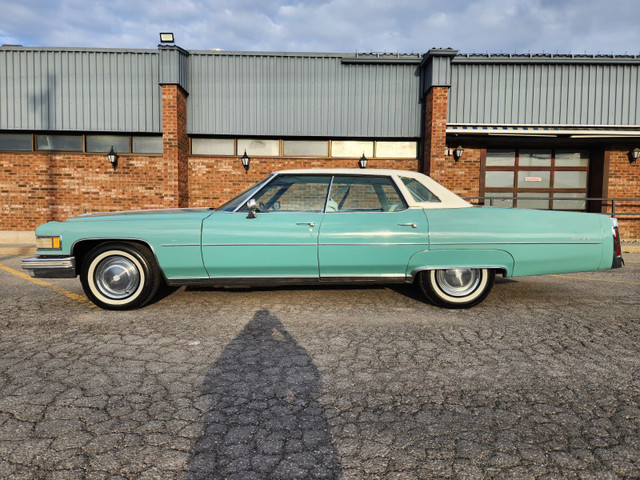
xmin=327 ymin=176 xmax=407 ymax=212
xmin=239 ymin=175 xmax=331 ymax=213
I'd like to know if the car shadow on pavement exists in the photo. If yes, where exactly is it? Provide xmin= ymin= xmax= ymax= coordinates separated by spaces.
xmin=187 ymin=309 xmax=343 ymax=479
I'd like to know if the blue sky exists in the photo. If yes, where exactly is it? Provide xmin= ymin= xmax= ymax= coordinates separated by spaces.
xmin=1 ymin=0 xmax=639 ymax=54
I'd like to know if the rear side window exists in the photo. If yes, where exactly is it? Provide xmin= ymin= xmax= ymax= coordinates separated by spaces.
xmin=401 ymin=177 xmax=441 ymax=203
xmin=327 ymin=176 xmax=407 ymax=212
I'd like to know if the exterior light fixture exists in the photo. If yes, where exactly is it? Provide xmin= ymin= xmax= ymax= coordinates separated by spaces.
xmin=359 ymin=153 xmax=368 ymax=169
xmin=107 ymin=146 xmax=118 ymax=170
xmin=241 ymin=150 xmax=250 ymax=172
xmin=631 ymin=147 xmax=640 ymax=163
xmin=159 ymin=32 xmax=175 ymax=44
xmin=454 ymin=145 xmax=464 ymax=162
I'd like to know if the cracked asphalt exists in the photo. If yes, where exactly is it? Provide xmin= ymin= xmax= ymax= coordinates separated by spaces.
xmin=0 ymin=253 xmax=639 ymax=479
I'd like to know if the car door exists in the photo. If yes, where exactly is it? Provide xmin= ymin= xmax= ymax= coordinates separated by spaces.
xmin=318 ymin=175 xmax=429 ymax=279
xmin=201 ymin=175 xmax=331 ymax=279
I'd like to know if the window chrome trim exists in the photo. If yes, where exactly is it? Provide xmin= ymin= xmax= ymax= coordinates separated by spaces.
xmin=322 ymin=175 xmax=335 ymax=213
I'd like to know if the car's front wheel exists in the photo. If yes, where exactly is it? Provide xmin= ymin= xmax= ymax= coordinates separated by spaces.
xmin=418 ymin=268 xmax=495 ymax=308
xmin=80 ymin=242 xmax=161 ymax=310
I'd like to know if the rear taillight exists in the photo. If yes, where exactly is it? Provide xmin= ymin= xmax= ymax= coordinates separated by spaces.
xmin=610 ymin=217 xmax=623 ymax=269
xmin=614 ymin=226 xmax=621 ymax=256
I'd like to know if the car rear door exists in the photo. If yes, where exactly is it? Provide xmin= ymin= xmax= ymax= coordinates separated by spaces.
xmin=318 ymin=175 xmax=429 ymax=280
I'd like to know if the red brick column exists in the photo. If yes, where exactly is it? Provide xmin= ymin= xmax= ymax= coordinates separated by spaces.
xmin=162 ymin=84 xmax=189 ymax=208
xmin=606 ymin=148 xmax=640 ymax=240
xmin=422 ymin=86 xmax=448 ymax=178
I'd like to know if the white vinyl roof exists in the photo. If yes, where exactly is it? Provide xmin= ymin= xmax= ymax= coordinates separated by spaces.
xmin=275 ymin=168 xmax=471 ymax=209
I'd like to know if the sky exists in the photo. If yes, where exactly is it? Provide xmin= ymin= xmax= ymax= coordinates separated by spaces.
xmin=0 ymin=0 xmax=639 ymax=55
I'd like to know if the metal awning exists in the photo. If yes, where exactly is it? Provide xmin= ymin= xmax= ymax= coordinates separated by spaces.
xmin=447 ymin=125 xmax=640 ymax=137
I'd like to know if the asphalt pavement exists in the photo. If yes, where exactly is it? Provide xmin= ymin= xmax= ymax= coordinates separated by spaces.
xmin=0 ymin=252 xmax=639 ymax=479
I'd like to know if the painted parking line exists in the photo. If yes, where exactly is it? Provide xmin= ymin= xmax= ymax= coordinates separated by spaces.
xmin=0 ymin=263 xmax=94 ymax=307
xmin=549 ymin=274 xmax=640 ymax=285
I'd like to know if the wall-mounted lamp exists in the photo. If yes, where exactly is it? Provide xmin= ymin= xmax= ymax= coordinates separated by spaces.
xmin=107 ymin=146 xmax=118 ymax=170
xmin=631 ymin=147 xmax=640 ymax=163
xmin=359 ymin=152 xmax=368 ymax=169
xmin=241 ymin=150 xmax=250 ymax=172
xmin=159 ymin=32 xmax=175 ymax=44
xmin=454 ymin=145 xmax=464 ymax=162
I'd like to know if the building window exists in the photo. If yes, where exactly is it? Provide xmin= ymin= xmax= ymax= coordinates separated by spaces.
xmin=86 ymin=135 xmax=130 ymax=153
xmin=132 ymin=136 xmax=162 ymax=154
xmin=331 ymin=141 xmax=373 ymax=158
xmin=375 ymin=141 xmax=417 ymax=158
xmin=192 ymin=138 xmax=235 ymax=155
xmin=0 ymin=133 xmax=32 ymax=151
xmin=36 ymin=134 xmax=82 ymax=151
xmin=283 ymin=140 xmax=328 ymax=157
xmin=483 ymin=149 xmax=589 ymax=211
xmin=237 ymin=139 xmax=280 ymax=156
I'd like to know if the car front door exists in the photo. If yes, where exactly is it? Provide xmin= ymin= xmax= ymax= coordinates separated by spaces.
xmin=318 ymin=175 xmax=429 ymax=280
xmin=201 ymin=175 xmax=331 ymax=279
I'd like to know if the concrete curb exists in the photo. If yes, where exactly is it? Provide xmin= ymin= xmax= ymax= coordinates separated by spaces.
xmin=0 ymin=231 xmax=34 ymax=244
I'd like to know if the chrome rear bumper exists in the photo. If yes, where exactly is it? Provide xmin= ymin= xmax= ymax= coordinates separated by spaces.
xmin=21 ymin=256 xmax=77 ymax=278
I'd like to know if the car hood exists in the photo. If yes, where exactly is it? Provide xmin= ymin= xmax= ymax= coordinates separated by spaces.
xmin=62 ymin=207 xmax=214 ymax=222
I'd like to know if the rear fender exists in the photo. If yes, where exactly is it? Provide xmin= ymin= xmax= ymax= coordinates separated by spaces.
xmin=406 ymin=249 xmax=515 ymax=279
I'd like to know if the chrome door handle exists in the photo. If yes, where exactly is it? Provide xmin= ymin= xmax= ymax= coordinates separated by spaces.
xmin=398 ymin=223 xmax=417 ymax=228
xmin=296 ymin=222 xmax=316 ymax=227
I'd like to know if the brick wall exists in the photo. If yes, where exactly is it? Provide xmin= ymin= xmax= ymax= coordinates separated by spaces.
xmin=607 ymin=148 xmax=640 ymax=240
xmin=430 ymin=146 xmax=482 ymax=199
xmin=0 ymin=152 xmax=166 ymax=230
xmin=188 ymin=157 xmax=418 ymax=207
xmin=422 ymin=86 xmax=448 ymax=176
xmin=161 ymin=84 xmax=189 ymax=208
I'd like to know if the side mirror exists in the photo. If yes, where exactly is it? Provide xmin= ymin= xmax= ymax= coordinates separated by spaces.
xmin=246 ymin=198 xmax=259 ymax=219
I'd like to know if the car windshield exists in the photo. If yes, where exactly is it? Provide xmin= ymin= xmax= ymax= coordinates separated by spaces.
xmin=216 ymin=177 xmax=272 ymax=212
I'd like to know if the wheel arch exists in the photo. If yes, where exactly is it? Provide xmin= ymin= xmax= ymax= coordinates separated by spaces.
xmin=406 ymin=249 xmax=514 ymax=281
xmin=72 ymin=238 xmax=165 ymax=281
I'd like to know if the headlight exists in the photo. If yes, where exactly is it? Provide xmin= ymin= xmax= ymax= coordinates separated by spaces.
xmin=36 ymin=236 xmax=62 ymax=250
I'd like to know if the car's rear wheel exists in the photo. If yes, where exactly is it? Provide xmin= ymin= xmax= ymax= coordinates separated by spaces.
xmin=80 ymin=242 xmax=161 ymax=310
xmin=418 ymin=268 xmax=495 ymax=308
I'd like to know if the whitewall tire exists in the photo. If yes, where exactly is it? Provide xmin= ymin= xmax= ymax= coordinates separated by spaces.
xmin=80 ymin=242 xmax=161 ymax=310
xmin=418 ymin=268 xmax=495 ymax=309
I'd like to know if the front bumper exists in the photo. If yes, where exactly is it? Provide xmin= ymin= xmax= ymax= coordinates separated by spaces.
xmin=21 ymin=256 xmax=77 ymax=278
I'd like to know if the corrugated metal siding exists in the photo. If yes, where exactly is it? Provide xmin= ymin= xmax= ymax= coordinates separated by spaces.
xmin=159 ymin=47 xmax=189 ymax=93
xmin=0 ymin=48 xmax=161 ymax=132
xmin=187 ymin=53 xmax=421 ymax=137
xmin=421 ymin=54 xmax=453 ymax=94
xmin=448 ymin=62 xmax=640 ymax=125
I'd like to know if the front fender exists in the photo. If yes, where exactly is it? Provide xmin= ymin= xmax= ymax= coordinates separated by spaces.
xmin=406 ymin=249 xmax=515 ymax=278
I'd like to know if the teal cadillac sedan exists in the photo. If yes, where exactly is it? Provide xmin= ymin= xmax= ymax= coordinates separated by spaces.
xmin=22 ymin=169 xmax=623 ymax=310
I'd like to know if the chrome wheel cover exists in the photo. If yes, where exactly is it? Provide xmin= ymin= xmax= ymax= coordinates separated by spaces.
xmin=94 ymin=255 xmax=141 ymax=300
xmin=435 ymin=268 xmax=481 ymax=297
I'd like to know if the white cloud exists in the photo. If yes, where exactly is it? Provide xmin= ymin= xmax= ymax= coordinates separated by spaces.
xmin=0 ymin=0 xmax=638 ymax=54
